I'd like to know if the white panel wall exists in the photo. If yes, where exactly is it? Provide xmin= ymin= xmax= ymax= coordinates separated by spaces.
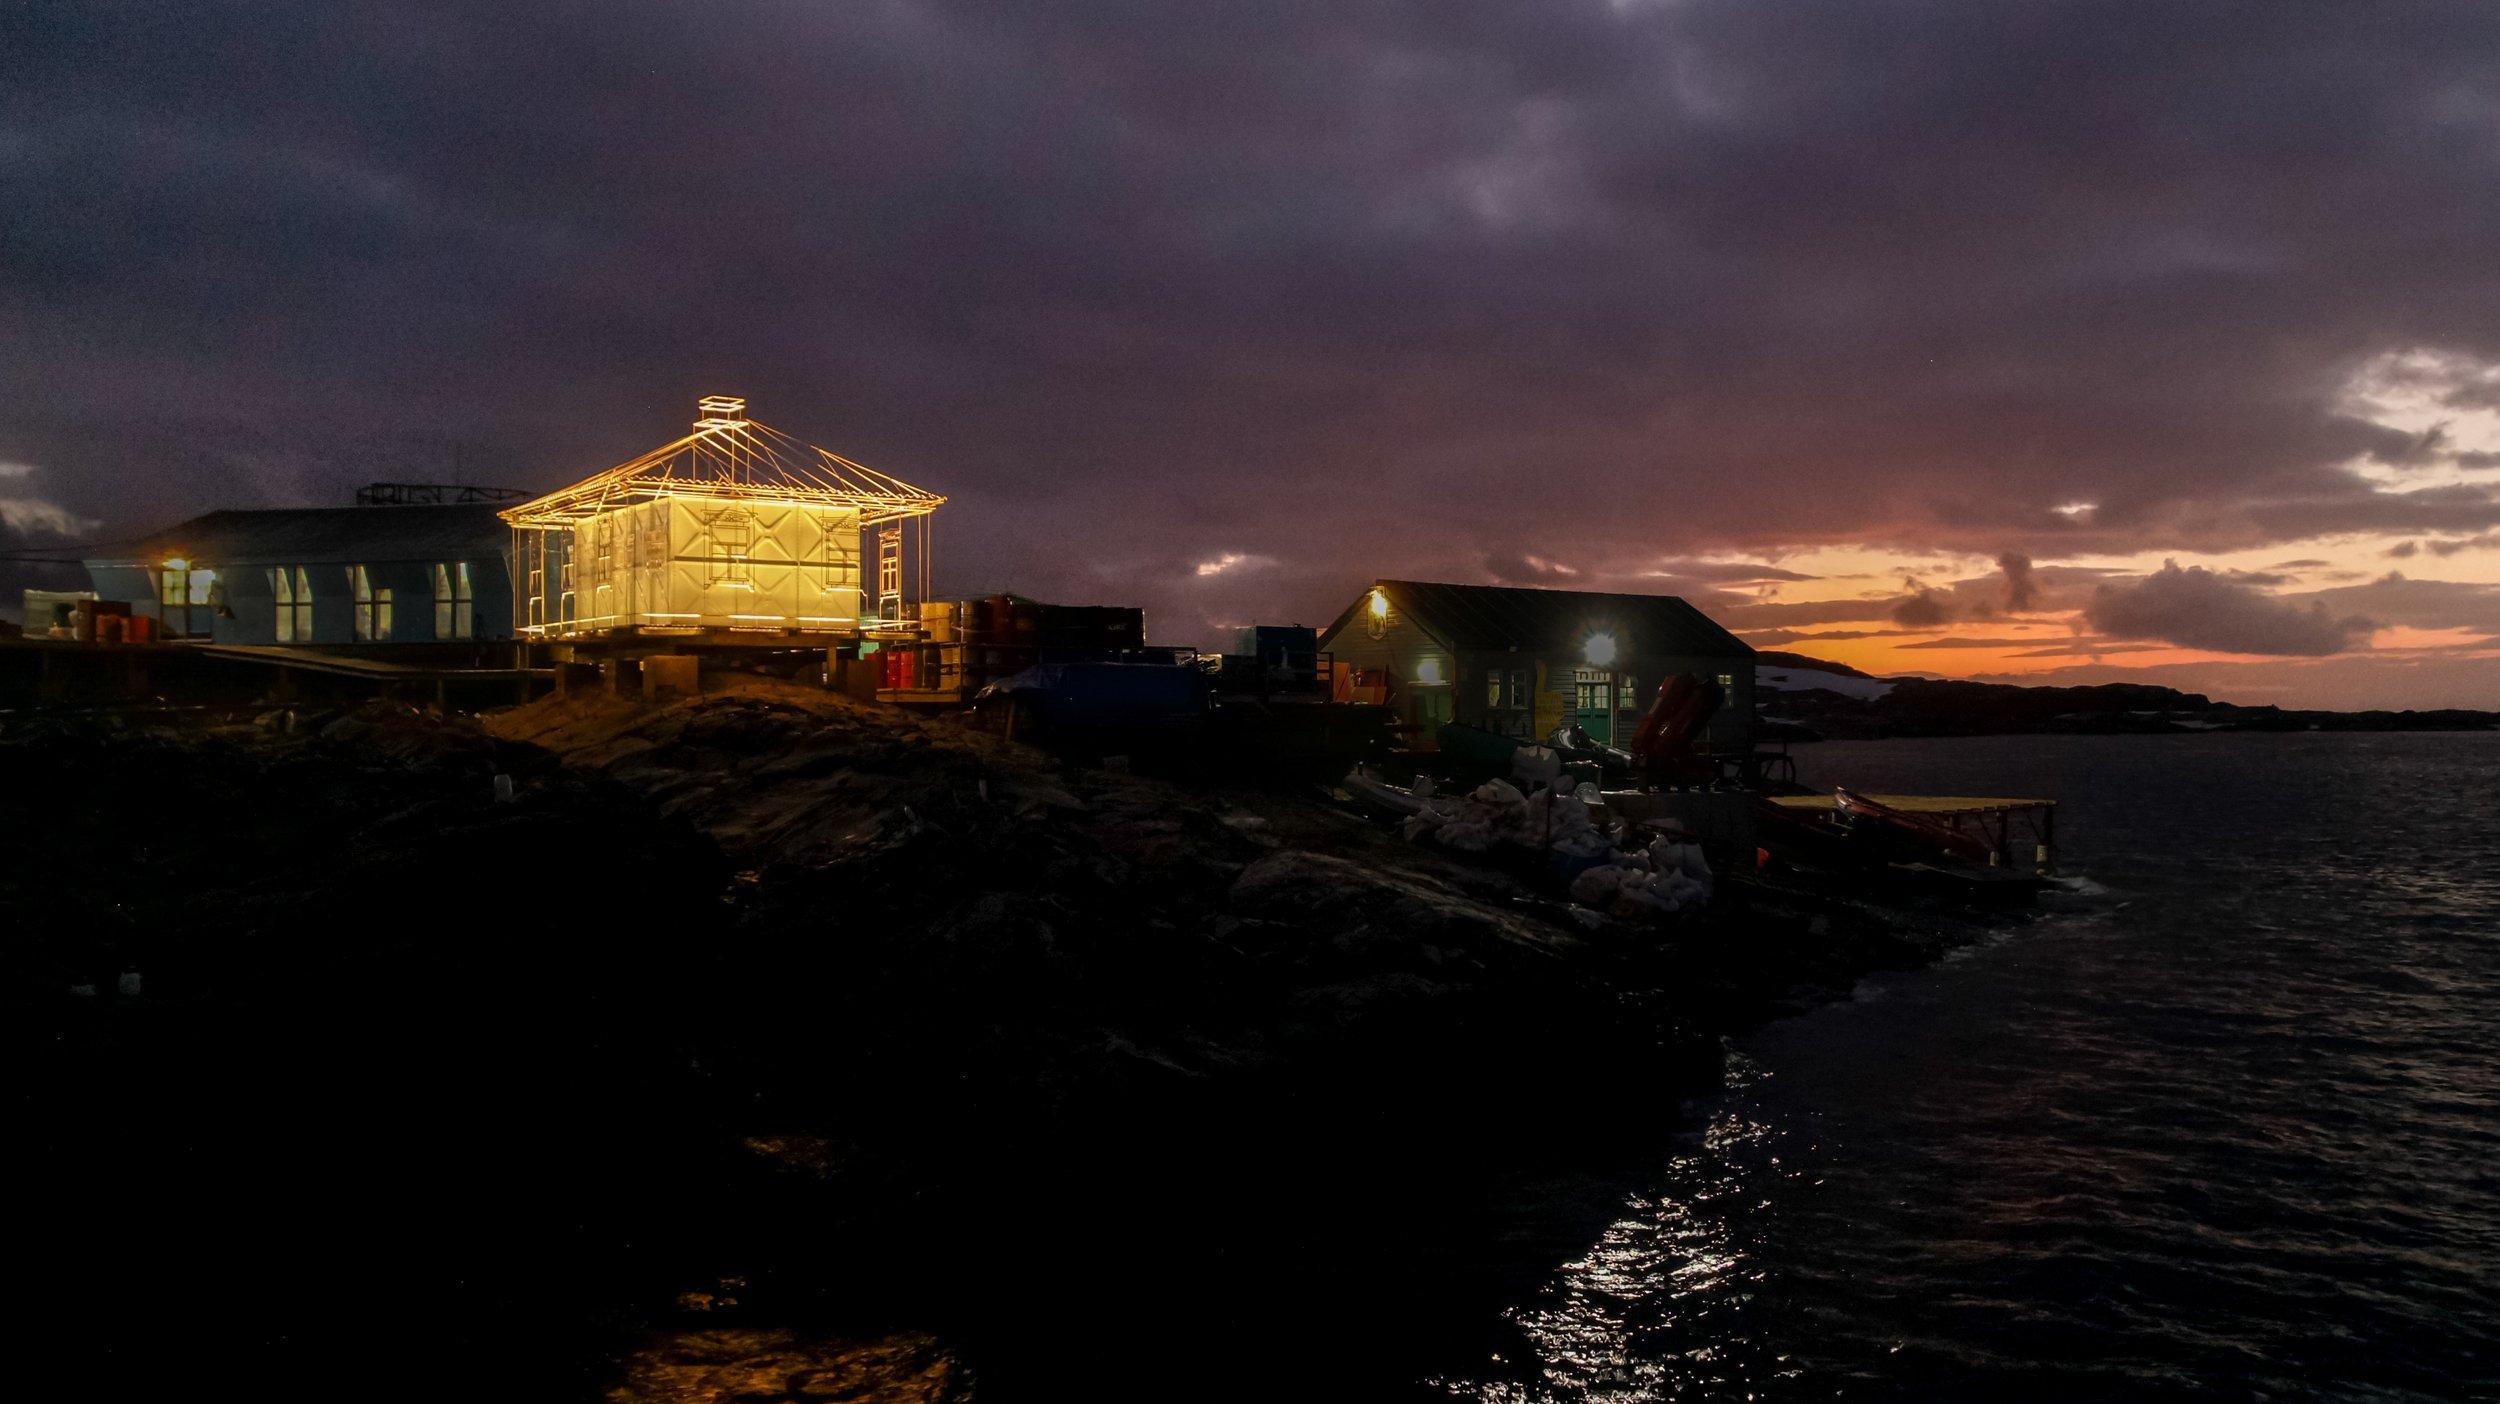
xmin=559 ymin=498 xmax=862 ymax=631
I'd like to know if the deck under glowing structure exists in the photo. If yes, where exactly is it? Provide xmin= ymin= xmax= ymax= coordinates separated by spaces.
xmin=500 ymin=396 xmax=944 ymax=643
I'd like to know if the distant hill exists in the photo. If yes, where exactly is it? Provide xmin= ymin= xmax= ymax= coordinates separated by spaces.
xmin=1754 ymin=661 xmax=2498 ymax=737
xmin=1753 ymin=651 xmax=1896 ymax=703
xmin=1752 ymin=650 xmax=1880 ymax=679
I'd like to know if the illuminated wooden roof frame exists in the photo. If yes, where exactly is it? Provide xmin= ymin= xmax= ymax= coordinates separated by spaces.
xmin=499 ymin=395 xmax=946 ymax=529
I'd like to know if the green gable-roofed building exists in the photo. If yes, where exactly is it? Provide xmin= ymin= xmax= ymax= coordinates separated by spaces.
xmin=1317 ymin=579 xmax=1754 ymax=753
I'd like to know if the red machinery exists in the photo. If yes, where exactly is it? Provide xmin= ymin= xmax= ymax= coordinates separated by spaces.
xmin=1628 ymin=673 xmax=1725 ymax=784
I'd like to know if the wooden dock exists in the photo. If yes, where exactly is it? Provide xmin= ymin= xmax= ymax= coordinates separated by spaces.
xmin=1768 ymin=791 xmax=2058 ymax=869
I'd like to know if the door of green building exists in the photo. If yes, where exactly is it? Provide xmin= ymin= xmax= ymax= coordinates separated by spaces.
xmin=1573 ymin=671 xmax=1614 ymax=743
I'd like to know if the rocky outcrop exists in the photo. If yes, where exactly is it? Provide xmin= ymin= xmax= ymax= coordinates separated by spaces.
xmin=610 ymin=1330 xmax=969 ymax=1404
xmin=18 ymin=681 xmax=1986 ymax=1402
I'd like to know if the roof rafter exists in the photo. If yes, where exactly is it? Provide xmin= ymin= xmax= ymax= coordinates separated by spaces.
xmin=499 ymin=403 xmax=945 ymax=529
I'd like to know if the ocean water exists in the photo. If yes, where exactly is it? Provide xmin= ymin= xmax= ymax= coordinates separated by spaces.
xmin=1438 ymin=733 xmax=2500 ymax=1403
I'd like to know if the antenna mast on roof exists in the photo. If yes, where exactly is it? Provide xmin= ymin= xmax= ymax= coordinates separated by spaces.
xmin=696 ymin=395 xmax=751 ymax=485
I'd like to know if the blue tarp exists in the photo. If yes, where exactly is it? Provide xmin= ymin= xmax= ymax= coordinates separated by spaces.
xmin=977 ymin=662 xmax=1207 ymax=728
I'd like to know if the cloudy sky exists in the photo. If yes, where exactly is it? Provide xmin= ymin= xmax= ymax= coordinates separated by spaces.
xmin=7 ymin=1 xmax=2500 ymax=706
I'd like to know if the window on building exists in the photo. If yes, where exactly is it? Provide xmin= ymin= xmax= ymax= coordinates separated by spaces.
xmin=155 ymin=566 xmax=218 ymax=636
xmin=350 ymin=565 xmax=393 ymax=642
xmin=157 ymin=568 xmax=217 ymax=607
xmin=270 ymin=566 xmax=313 ymax=643
xmin=1487 ymin=667 xmax=1532 ymax=708
xmin=876 ymin=528 xmax=902 ymax=602
xmin=434 ymin=562 xmax=474 ymax=639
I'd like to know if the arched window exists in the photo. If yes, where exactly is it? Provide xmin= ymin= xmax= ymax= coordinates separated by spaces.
xmin=350 ymin=565 xmax=393 ymax=642
xmin=270 ymin=566 xmax=313 ymax=643
xmin=434 ymin=563 xmax=474 ymax=639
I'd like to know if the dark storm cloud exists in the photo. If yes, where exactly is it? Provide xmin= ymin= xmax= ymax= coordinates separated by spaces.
xmin=1888 ymin=586 xmax=1955 ymax=629
xmin=2359 ymin=423 xmax=2454 ymax=470
xmin=2085 ymin=561 xmax=2378 ymax=656
xmin=2289 ymin=571 xmax=2500 ymax=633
xmin=8 ymin=1 xmax=2500 ymax=649
xmin=1997 ymin=552 xmax=2039 ymax=612
xmin=1731 ymin=627 xmax=1921 ymax=646
xmin=2426 ymin=532 xmax=2500 ymax=557
xmin=1896 ymin=636 xmax=2055 ymax=650
xmin=2007 ymin=641 xmax=2169 ymax=658
xmin=1720 ymin=595 xmax=1928 ymax=630
xmin=1647 ymin=558 xmax=1822 ymax=585
xmin=0 ymin=460 xmax=102 ymax=619
xmin=1479 ymin=551 xmax=1584 ymax=585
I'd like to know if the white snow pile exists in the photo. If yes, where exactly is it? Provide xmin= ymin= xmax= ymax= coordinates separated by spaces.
xmin=1566 ymin=834 xmax=1715 ymax=919
xmin=1391 ymin=775 xmax=1713 ymax=921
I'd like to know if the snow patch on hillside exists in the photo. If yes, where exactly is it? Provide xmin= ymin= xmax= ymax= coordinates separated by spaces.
xmin=1756 ymin=664 xmax=1897 ymax=701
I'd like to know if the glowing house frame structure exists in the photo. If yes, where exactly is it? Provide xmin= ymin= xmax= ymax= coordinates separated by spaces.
xmin=499 ymin=396 xmax=944 ymax=644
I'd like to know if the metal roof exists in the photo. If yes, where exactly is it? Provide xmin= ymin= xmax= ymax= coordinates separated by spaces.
xmin=92 ymin=504 xmax=510 ymax=567
xmin=1325 ymin=579 xmax=1753 ymax=659
xmin=499 ymin=394 xmax=944 ymax=528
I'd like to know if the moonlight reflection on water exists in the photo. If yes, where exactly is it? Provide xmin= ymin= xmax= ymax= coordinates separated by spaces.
xmin=1435 ymin=734 xmax=2500 ymax=1403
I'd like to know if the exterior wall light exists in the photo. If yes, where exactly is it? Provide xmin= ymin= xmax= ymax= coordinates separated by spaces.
xmin=1584 ymin=632 xmax=1619 ymax=668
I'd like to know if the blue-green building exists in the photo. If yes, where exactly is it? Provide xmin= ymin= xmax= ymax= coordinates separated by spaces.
xmin=82 ymin=500 xmax=515 ymax=649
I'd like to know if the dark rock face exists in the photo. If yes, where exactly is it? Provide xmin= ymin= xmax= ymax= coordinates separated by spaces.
xmin=10 ymin=701 xmax=735 ymax=1401
xmin=16 ymin=684 xmax=1979 ymax=1401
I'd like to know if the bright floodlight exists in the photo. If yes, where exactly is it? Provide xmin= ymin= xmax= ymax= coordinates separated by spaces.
xmin=1367 ymin=588 xmax=1389 ymax=619
xmin=1584 ymin=631 xmax=1618 ymax=667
